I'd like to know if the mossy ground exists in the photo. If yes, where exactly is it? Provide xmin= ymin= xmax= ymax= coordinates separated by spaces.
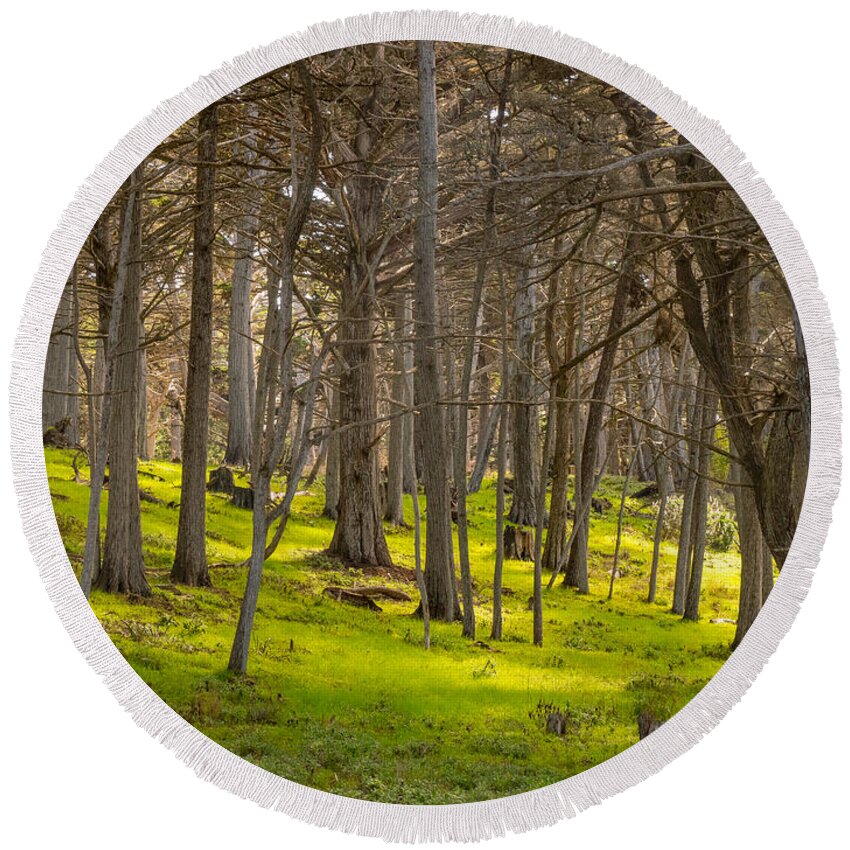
xmin=46 ymin=447 xmax=743 ymax=804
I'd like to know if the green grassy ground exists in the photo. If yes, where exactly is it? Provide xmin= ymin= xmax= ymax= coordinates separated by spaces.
xmin=46 ymin=447 xmax=741 ymax=804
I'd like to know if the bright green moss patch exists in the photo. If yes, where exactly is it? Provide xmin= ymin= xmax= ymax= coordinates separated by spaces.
xmin=46 ymin=447 xmax=741 ymax=804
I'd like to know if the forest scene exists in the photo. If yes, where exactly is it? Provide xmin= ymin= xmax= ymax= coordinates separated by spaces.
xmin=43 ymin=41 xmax=809 ymax=804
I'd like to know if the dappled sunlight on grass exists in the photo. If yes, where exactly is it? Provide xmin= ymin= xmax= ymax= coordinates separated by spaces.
xmin=46 ymin=447 xmax=741 ymax=803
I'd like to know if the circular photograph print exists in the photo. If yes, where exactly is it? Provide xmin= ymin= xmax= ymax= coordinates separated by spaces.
xmin=23 ymin=19 xmax=834 ymax=839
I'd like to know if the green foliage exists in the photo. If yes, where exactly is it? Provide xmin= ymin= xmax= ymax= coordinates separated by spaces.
xmin=658 ymin=494 xmax=738 ymax=552
xmin=44 ymin=447 xmax=742 ymax=805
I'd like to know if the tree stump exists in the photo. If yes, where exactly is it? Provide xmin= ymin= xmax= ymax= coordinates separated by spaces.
xmin=637 ymin=710 xmax=663 ymax=740
xmin=231 ymin=486 xmax=254 ymax=510
xmin=545 ymin=711 xmax=568 ymax=736
xmin=503 ymin=524 xmax=534 ymax=561
xmin=207 ymin=466 xmax=235 ymax=495
xmin=43 ymin=416 xmax=73 ymax=448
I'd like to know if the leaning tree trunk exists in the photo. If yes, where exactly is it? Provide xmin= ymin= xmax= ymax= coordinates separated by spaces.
xmin=410 ymin=40 xmax=459 ymax=621
xmin=229 ymin=63 xmax=323 ymax=675
xmin=171 ymin=103 xmax=218 ymax=587
xmin=563 ymin=232 xmax=638 ymax=592
xmin=95 ymin=174 xmax=150 ymax=597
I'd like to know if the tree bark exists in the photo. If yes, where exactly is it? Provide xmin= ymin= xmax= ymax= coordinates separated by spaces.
xmin=224 ymin=125 xmax=259 ymax=468
xmin=508 ymin=263 xmax=538 ymax=526
xmin=95 ymin=172 xmax=150 ymax=596
xmin=42 ymin=275 xmax=80 ymax=442
xmin=384 ymin=294 xmax=408 ymax=526
xmin=171 ymin=103 xmax=218 ymax=587
xmin=683 ymin=387 xmax=718 ymax=621
xmin=322 ymin=361 xmax=340 ymax=519
xmin=673 ymin=375 xmax=702 ymax=614
xmin=79 ymin=173 xmax=142 ymax=597
xmin=410 ymin=40 xmax=459 ymax=621
xmin=326 ymin=47 xmax=394 ymax=568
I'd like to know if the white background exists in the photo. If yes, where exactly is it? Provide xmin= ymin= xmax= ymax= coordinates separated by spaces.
xmin=1 ymin=2 xmax=847 ymax=847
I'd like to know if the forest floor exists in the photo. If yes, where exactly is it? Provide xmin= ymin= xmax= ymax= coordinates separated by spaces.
xmin=46 ymin=447 xmax=742 ymax=804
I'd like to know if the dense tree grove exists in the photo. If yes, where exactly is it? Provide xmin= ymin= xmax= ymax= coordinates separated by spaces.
xmin=44 ymin=41 xmax=808 ymax=667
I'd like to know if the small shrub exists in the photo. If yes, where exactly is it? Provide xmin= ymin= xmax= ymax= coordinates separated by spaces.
xmin=657 ymin=495 xmax=737 ymax=551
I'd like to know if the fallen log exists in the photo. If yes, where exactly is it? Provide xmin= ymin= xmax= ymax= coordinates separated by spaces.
xmin=323 ymin=587 xmax=382 ymax=611
xmin=346 ymin=585 xmax=412 ymax=602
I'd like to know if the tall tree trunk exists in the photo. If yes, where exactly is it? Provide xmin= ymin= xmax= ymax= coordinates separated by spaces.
xmin=541 ymin=369 xmax=572 ymax=573
xmin=683 ymin=387 xmax=718 ymax=621
xmin=171 ymin=103 xmax=218 ymax=587
xmin=326 ymin=47 xmax=394 ymax=569
xmin=410 ymin=40 xmax=459 ymax=621
xmin=647 ymin=459 xmax=668 ymax=604
xmin=136 ymin=334 xmax=148 ymax=459
xmin=95 ymin=171 xmax=150 ymax=596
xmin=508 ymin=263 xmax=538 ymax=526
xmin=673 ymin=375 xmax=702 ymax=614
xmin=327 ymin=268 xmax=393 ymax=566
xmin=322 ymin=362 xmax=340 ymax=519
xmin=224 ymin=128 xmax=259 ymax=468
xmin=384 ymin=294 xmax=408 ymax=526
xmin=491 ymin=286 xmax=511 ymax=641
xmin=79 ymin=172 xmax=142 ymax=597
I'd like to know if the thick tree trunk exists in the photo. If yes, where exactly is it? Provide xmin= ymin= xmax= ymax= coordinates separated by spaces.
xmin=171 ymin=103 xmax=218 ymax=587
xmin=79 ymin=173 xmax=142 ymax=597
xmin=410 ymin=40 xmax=459 ymax=621
xmin=42 ymin=276 xmax=79 ymax=441
xmin=95 ymin=175 xmax=150 ymax=596
xmin=327 ymin=269 xmax=393 ymax=566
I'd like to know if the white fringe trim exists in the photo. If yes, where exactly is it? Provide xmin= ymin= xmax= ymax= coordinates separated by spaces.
xmin=8 ymin=10 xmax=841 ymax=843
